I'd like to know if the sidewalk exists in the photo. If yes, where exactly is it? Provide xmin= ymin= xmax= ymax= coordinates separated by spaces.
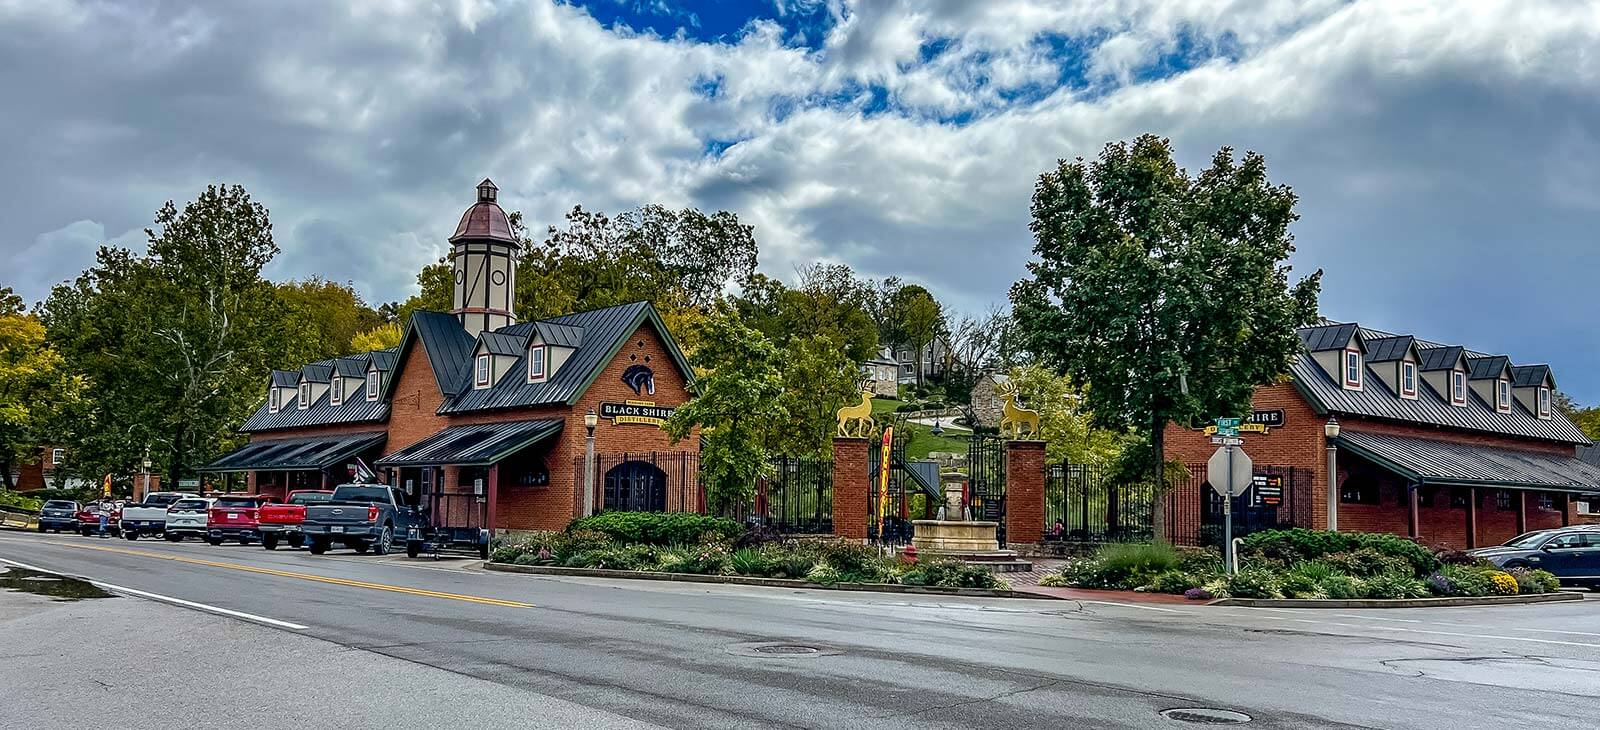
xmin=1002 ymin=557 xmax=1196 ymax=605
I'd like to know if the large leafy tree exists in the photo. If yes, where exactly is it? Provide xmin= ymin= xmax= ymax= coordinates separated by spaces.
xmin=1011 ymin=135 xmax=1320 ymax=534
xmin=768 ymin=334 xmax=861 ymax=458
xmin=1006 ymin=364 xmax=1126 ymax=467
xmin=276 ymin=277 xmax=384 ymax=363
xmin=0 ymin=288 xmax=84 ymax=489
xmin=663 ymin=310 xmax=787 ymax=511
xmin=41 ymin=184 xmax=288 ymax=489
xmin=887 ymin=283 xmax=944 ymax=386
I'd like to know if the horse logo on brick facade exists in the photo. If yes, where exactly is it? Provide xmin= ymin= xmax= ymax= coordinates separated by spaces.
xmin=622 ymin=364 xmax=655 ymax=396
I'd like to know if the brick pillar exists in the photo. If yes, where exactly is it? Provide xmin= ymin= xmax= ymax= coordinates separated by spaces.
xmin=1005 ymin=440 xmax=1046 ymax=551
xmin=832 ymin=438 xmax=870 ymax=541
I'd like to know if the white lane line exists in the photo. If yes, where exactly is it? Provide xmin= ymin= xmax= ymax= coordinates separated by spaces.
xmin=1280 ymin=616 xmax=1600 ymax=649
xmin=0 ymin=556 xmax=309 ymax=630
xmin=1074 ymin=599 xmax=1187 ymax=613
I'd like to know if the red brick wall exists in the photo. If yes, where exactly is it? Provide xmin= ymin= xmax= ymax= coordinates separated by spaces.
xmin=1005 ymin=440 xmax=1046 ymax=549
xmin=832 ymin=438 xmax=869 ymax=541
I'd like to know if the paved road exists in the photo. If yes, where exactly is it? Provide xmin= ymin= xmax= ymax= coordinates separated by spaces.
xmin=2 ymin=530 xmax=1598 ymax=729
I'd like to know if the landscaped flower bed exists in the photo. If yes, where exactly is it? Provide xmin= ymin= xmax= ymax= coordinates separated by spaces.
xmin=1036 ymin=528 xmax=1561 ymax=601
xmin=489 ymin=512 xmax=1003 ymax=590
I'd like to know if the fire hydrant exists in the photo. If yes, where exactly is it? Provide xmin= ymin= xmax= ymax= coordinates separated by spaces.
xmin=900 ymin=544 xmax=918 ymax=565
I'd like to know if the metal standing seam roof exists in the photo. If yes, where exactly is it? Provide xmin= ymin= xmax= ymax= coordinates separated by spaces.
xmin=535 ymin=322 xmax=584 ymax=348
xmin=1467 ymin=355 xmax=1511 ymax=381
xmin=1512 ymin=364 xmax=1553 ymax=388
xmin=300 ymin=361 xmax=335 ymax=383
xmin=368 ymin=349 xmax=399 ymax=371
xmin=1364 ymin=336 xmax=1415 ymax=363
xmin=270 ymin=370 xmax=300 ymax=388
xmin=200 ymin=432 xmax=386 ymax=472
xmin=1416 ymin=345 xmax=1466 ymax=372
xmin=333 ymin=355 xmax=369 ymax=378
xmin=438 ymin=301 xmax=692 ymax=414
xmin=374 ymin=420 xmax=562 ymax=467
xmin=1336 ymin=431 xmax=1600 ymax=494
xmin=239 ymin=385 xmax=390 ymax=431
xmin=477 ymin=330 xmax=525 ymax=356
xmin=1291 ymin=356 xmax=1591 ymax=444
xmin=1299 ymin=323 xmax=1361 ymax=352
xmin=402 ymin=310 xmax=478 ymax=397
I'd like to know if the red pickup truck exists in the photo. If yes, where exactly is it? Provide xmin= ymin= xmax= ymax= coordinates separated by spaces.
xmin=207 ymin=495 xmax=274 ymax=545
xmin=76 ymin=501 xmax=122 ymax=537
xmin=258 ymin=490 xmax=334 ymax=550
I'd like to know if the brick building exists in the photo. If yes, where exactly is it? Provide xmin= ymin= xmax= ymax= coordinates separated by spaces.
xmin=201 ymin=180 xmax=697 ymax=532
xmin=1165 ymin=321 xmax=1600 ymax=549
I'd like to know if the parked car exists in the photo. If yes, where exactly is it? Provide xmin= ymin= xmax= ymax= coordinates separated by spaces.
xmin=120 ymin=492 xmax=198 ymax=540
xmin=1470 ymin=527 xmax=1600 ymax=589
xmin=37 ymin=500 xmax=80 ymax=533
xmin=205 ymin=495 xmax=275 ymax=545
xmin=163 ymin=497 xmax=216 ymax=542
xmin=301 ymin=484 xmax=423 ymax=556
xmin=259 ymin=490 xmax=334 ymax=550
xmin=75 ymin=501 xmax=121 ymax=537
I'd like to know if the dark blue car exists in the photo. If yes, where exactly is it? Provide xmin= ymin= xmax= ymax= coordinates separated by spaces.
xmin=1469 ymin=527 xmax=1600 ymax=589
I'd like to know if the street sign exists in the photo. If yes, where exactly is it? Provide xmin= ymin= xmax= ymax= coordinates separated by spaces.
xmin=1206 ymin=447 xmax=1253 ymax=498
xmin=1215 ymin=417 xmax=1241 ymax=428
xmin=1211 ymin=436 xmax=1244 ymax=446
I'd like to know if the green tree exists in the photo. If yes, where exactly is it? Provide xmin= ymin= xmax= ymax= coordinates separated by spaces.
xmin=0 ymin=289 xmax=84 ymax=489
xmin=1011 ymin=135 xmax=1320 ymax=537
xmin=276 ymin=277 xmax=383 ymax=362
xmin=350 ymin=321 xmax=403 ymax=352
xmin=391 ymin=259 xmax=452 ymax=329
xmin=1006 ymin=364 xmax=1126 ymax=467
xmin=775 ymin=264 xmax=879 ymax=363
xmin=887 ymin=284 xmax=943 ymax=387
xmin=768 ymin=335 xmax=861 ymax=458
xmin=41 ymin=184 xmax=288 ymax=489
xmin=663 ymin=311 xmax=787 ymax=511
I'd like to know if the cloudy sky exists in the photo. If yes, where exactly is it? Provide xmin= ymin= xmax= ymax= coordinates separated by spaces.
xmin=2 ymin=1 xmax=1598 ymax=399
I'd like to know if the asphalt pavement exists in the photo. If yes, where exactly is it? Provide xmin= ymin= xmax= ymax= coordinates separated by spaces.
xmin=2 ymin=529 xmax=1598 ymax=729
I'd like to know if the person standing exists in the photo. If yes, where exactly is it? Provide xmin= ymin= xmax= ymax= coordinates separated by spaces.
xmin=97 ymin=505 xmax=110 ymax=538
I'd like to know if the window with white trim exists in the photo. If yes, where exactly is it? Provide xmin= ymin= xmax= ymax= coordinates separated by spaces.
xmin=1343 ymin=349 xmax=1362 ymax=389
xmin=330 ymin=377 xmax=343 ymax=406
xmin=475 ymin=354 xmax=491 ymax=388
xmin=298 ymin=382 xmax=310 ymax=409
xmin=1497 ymin=379 xmax=1511 ymax=413
xmin=51 ymin=448 xmax=64 ymax=465
xmin=1400 ymin=361 xmax=1417 ymax=399
xmin=527 ymin=345 xmax=547 ymax=383
xmin=366 ymin=370 xmax=380 ymax=401
xmin=1538 ymin=386 xmax=1551 ymax=419
xmin=269 ymin=389 xmax=280 ymax=413
xmin=1451 ymin=370 xmax=1466 ymax=406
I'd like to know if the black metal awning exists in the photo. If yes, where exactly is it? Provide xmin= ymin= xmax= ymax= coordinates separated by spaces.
xmin=200 ymin=431 xmax=387 ymax=473
xmin=1336 ymin=431 xmax=1600 ymax=494
xmin=374 ymin=420 xmax=562 ymax=468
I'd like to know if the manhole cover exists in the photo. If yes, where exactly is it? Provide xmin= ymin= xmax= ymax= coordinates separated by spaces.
xmin=1161 ymin=708 xmax=1252 ymax=725
xmin=754 ymin=644 xmax=819 ymax=655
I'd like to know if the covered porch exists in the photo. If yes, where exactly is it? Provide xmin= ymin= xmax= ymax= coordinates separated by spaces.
xmin=1334 ymin=431 xmax=1600 ymax=549
xmin=374 ymin=420 xmax=563 ymax=535
xmin=199 ymin=432 xmax=387 ymax=499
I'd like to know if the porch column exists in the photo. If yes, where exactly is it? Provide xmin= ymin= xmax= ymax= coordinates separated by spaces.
xmin=486 ymin=463 xmax=500 ymax=539
xmin=1005 ymin=440 xmax=1046 ymax=553
xmin=1407 ymin=483 xmax=1420 ymax=539
xmin=1465 ymin=487 xmax=1478 ymax=549
xmin=1516 ymin=491 xmax=1527 ymax=535
xmin=1562 ymin=493 xmax=1572 ymax=527
xmin=831 ymin=438 xmax=870 ymax=541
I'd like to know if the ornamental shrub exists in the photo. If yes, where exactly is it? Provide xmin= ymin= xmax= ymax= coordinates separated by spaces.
xmin=1143 ymin=570 xmax=1207 ymax=595
xmin=1037 ymin=572 xmax=1073 ymax=587
xmin=1439 ymin=565 xmax=1494 ymax=597
xmin=765 ymin=545 xmax=817 ymax=579
xmin=1225 ymin=567 xmax=1282 ymax=599
xmin=1320 ymin=574 xmax=1363 ymax=599
xmin=1425 ymin=572 xmax=1455 ymax=597
xmin=1363 ymin=571 xmax=1428 ymax=600
xmin=567 ymin=512 xmax=741 ymax=546
xmin=1321 ymin=549 xmax=1411 ymax=578
xmin=1092 ymin=542 xmax=1182 ymax=588
xmin=729 ymin=548 xmax=769 ymax=576
xmin=1239 ymin=529 xmax=1437 ymax=575
xmin=1520 ymin=568 xmax=1561 ymax=594
xmin=806 ymin=564 xmax=842 ymax=586
xmin=899 ymin=559 xmax=1002 ymax=589
xmin=1487 ymin=571 xmax=1520 ymax=595
xmin=1183 ymin=587 xmax=1214 ymax=601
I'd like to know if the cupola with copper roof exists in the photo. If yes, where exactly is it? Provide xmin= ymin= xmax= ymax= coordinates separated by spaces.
xmin=449 ymin=179 xmax=519 ymax=336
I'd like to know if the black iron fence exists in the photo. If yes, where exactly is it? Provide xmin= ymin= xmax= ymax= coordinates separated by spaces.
xmin=576 ymin=451 xmax=834 ymax=534
xmin=1046 ymin=462 xmax=1154 ymax=544
xmin=967 ymin=434 xmax=1007 ymax=545
xmin=1162 ymin=463 xmax=1308 ymax=547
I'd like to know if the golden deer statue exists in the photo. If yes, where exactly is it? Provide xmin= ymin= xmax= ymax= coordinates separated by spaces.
xmin=996 ymin=381 xmax=1041 ymax=440
xmin=835 ymin=390 xmax=875 ymax=438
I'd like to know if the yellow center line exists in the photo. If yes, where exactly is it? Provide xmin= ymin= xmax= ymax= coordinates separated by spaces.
xmin=45 ymin=541 xmax=534 ymax=608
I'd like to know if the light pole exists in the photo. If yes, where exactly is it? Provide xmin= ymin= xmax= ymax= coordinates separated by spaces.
xmin=1325 ymin=416 xmax=1340 ymax=532
xmin=140 ymin=446 xmax=152 ymax=502
xmin=583 ymin=409 xmax=599 ymax=517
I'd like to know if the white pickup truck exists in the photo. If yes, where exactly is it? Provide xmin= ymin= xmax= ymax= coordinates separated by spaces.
xmin=120 ymin=492 xmax=198 ymax=540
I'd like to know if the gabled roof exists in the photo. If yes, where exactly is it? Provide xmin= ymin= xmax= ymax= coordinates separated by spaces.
xmin=270 ymin=370 xmax=300 ymax=388
xmin=438 ymin=301 xmax=692 ymax=414
xmin=391 ymin=311 xmax=477 ymax=398
xmin=1416 ymin=345 xmax=1466 ymax=372
xmin=1512 ymin=364 xmax=1553 ymax=388
xmin=1364 ymin=336 xmax=1417 ymax=364
xmin=368 ymin=349 xmax=398 ymax=372
xmin=333 ymin=355 xmax=369 ymax=379
xmin=477 ymin=331 xmax=525 ymax=356
xmin=300 ymin=361 xmax=334 ymax=383
xmin=1299 ymin=323 xmax=1361 ymax=352
xmin=239 ymin=386 xmax=389 ymax=432
xmin=535 ymin=322 xmax=584 ymax=348
xmin=1467 ymin=355 xmax=1512 ymax=381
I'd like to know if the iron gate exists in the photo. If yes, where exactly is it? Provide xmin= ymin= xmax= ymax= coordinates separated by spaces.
xmin=1046 ymin=462 xmax=1154 ymax=544
xmin=967 ymin=433 xmax=1007 ymax=545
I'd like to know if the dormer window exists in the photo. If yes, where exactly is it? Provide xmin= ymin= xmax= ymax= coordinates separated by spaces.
xmin=1343 ymin=349 xmax=1362 ymax=389
xmin=1538 ymin=386 xmax=1551 ymax=419
xmin=269 ymin=389 xmax=280 ymax=413
xmin=527 ymin=345 xmax=547 ymax=383
xmin=330 ymin=378 xmax=343 ymax=406
xmin=1451 ymin=370 xmax=1466 ymax=406
xmin=366 ymin=370 xmax=380 ymax=401
xmin=1400 ymin=361 xmax=1417 ymax=400
xmin=475 ymin=353 xmax=491 ymax=389
xmin=298 ymin=382 xmax=310 ymax=410
xmin=1497 ymin=379 xmax=1511 ymax=413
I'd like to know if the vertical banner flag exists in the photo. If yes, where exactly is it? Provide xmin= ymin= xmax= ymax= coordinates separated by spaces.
xmin=102 ymin=473 xmax=113 ymax=497
xmin=878 ymin=427 xmax=893 ymax=519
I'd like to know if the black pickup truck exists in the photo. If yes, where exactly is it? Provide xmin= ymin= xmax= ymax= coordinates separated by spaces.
xmin=300 ymin=484 xmax=423 ymax=556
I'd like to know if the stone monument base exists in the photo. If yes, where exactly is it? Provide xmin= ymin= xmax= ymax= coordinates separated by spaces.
xmin=910 ymin=520 xmax=1033 ymax=572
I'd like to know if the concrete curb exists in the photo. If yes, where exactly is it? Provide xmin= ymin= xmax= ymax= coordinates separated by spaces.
xmin=1211 ymin=592 xmax=1585 ymax=609
xmin=483 ymin=561 xmax=1059 ymax=600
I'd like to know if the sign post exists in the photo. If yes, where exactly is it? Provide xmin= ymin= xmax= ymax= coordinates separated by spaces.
xmin=1207 ymin=420 xmax=1253 ymax=576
